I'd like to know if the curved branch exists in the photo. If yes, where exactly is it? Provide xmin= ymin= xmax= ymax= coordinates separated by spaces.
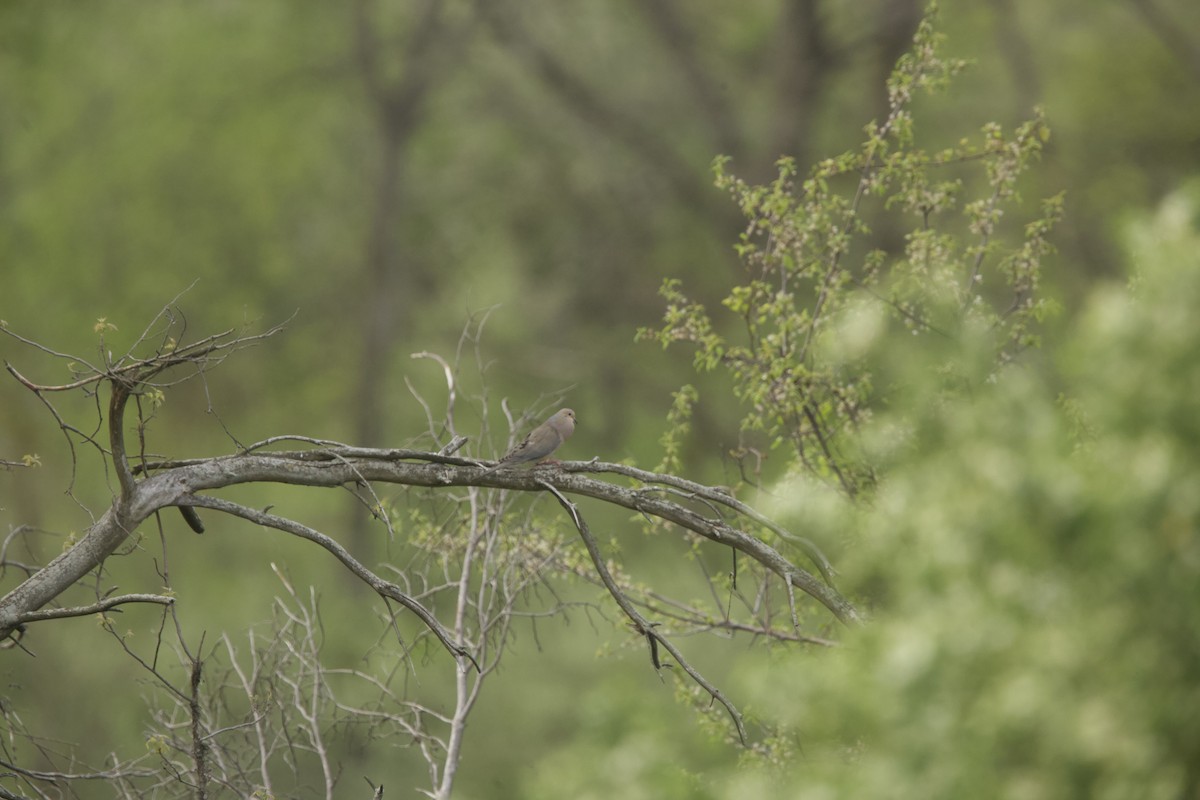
xmin=537 ymin=479 xmax=748 ymax=745
xmin=564 ymin=459 xmax=837 ymax=584
xmin=14 ymin=593 xmax=175 ymax=625
xmin=168 ymin=451 xmax=858 ymax=622
xmin=171 ymin=452 xmax=857 ymax=621
xmin=108 ymin=380 xmax=137 ymax=498
xmin=204 ymin=451 xmax=839 ymax=587
xmin=0 ymin=448 xmax=859 ymax=651
xmin=187 ymin=495 xmax=479 ymax=671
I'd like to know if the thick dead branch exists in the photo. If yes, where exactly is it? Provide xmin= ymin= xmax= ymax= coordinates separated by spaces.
xmin=1 ymin=444 xmax=858 ymax=645
xmin=194 ymin=452 xmax=854 ymax=622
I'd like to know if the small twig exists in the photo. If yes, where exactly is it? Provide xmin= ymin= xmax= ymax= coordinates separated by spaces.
xmin=4 ymin=321 xmax=287 ymax=394
xmin=12 ymin=593 xmax=175 ymax=625
xmin=0 ymin=758 xmax=157 ymax=783
xmin=404 ymin=375 xmax=440 ymax=444
xmin=639 ymin=590 xmax=838 ymax=646
xmin=410 ymin=350 xmax=458 ymax=439
xmin=221 ymin=633 xmax=275 ymax=793
xmin=0 ymin=328 xmax=104 ymax=377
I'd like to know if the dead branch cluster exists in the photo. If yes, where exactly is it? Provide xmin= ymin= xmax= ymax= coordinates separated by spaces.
xmin=0 ymin=306 xmax=858 ymax=798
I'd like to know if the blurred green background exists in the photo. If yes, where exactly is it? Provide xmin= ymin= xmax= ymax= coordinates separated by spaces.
xmin=1 ymin=1 xmax=1198 ymax=797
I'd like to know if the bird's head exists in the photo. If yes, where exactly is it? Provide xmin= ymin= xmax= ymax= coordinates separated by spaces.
xmin=554 ymin=408 xmax=577 ymax=434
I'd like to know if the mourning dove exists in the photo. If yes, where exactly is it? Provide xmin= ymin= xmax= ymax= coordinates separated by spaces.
xmin=478 ymin=408 xmax=577 ymax=476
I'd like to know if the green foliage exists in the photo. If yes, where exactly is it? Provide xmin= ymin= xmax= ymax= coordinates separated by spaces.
xmin=721 ymin=186 xmax=1200 ymax=798
xmin=655 ymin=384 xmax=699 ymax=474
xmin=640 ymin=5 xmax=1061 ymax=497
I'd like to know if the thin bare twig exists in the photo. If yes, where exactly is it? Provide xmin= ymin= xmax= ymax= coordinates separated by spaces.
xmin=537 ymin=478 xmax=749 ymax=745
xmin=186 ymin=495 xmax=478 ymax=671
xmin=13 ymin=593 xmax=175 ymax=625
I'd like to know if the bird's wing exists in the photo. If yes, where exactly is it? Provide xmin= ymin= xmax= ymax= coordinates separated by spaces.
xmin=501 ymin=432 xmax=536 ymax=462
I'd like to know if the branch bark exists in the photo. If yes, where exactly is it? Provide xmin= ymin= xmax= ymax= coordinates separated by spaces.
xmin=186 ymin=448 xmax=858 ymax=623
xmin=0 ymin=444 xmax=859 ymax=646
